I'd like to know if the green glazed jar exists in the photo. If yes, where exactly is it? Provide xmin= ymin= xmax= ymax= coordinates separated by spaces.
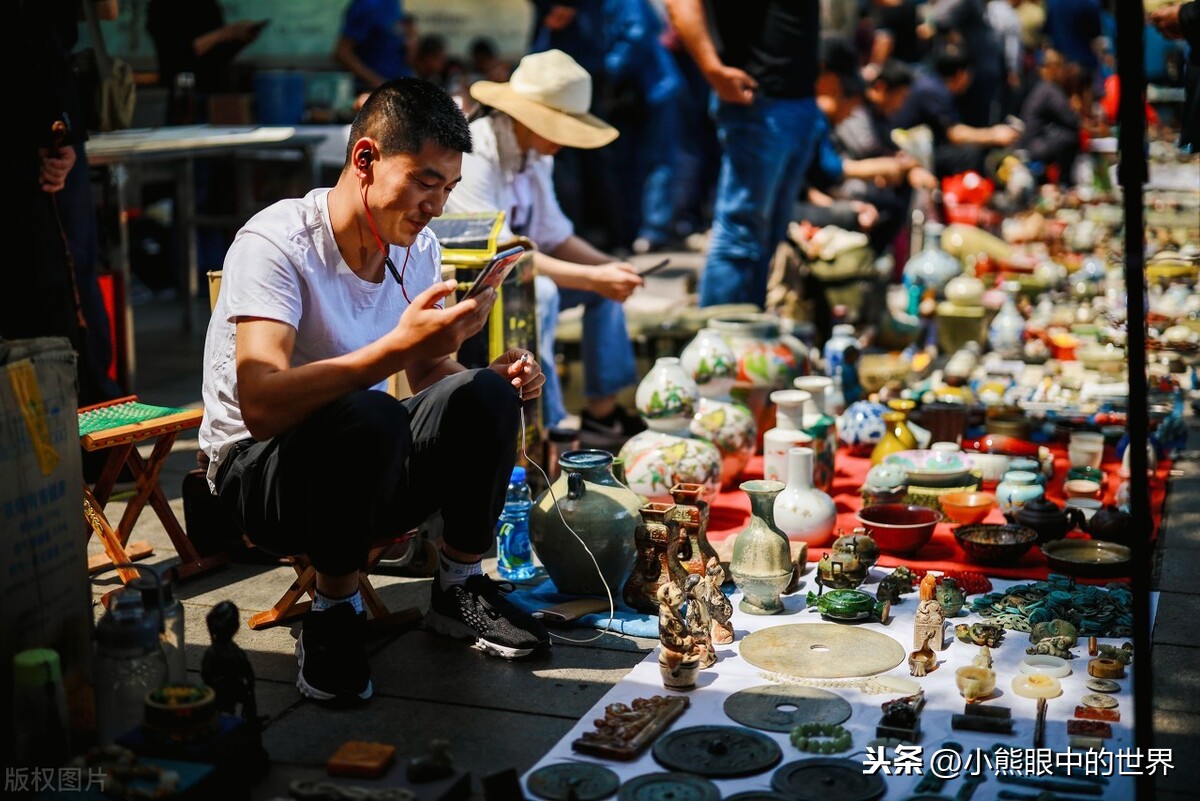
xmin=529 ymin=450 xmax=641 ymax=597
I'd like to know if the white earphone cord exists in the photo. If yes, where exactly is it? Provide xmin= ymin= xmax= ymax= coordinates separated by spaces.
xmin=518 ymin=404 xmax=617 ymax=644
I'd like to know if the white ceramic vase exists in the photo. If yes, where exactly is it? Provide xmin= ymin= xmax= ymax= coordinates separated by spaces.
xmin=770 ymin=389 xmax=811 ymax=431
xmin=679 ymin=327 xmax=737 ymax=400
xmin=635 ymin=357 xmax=699 ymax=434
xmin=773 ymin=447 xmax=837 ymax=547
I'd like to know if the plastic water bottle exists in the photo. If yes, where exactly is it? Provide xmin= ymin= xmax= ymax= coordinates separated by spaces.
xmin=496 ymin=467 xmax=535 ymax=581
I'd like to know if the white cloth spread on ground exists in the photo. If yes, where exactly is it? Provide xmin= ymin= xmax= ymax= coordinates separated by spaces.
xmin=525 ymin=573 xmax=1137 ymax=798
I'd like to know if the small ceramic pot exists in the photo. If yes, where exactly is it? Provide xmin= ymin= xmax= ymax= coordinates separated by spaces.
xmin=1068 ymin=441 xmax=1104 ymax=470
xmin=689 ymin=397 xmax=757 ymax=489
xmin=1009 ymin=458 xmax=1045 ymax=485
xmin=773 ymin=447 xmax=837 ymax=548
xmin=995 ymin=470 xmax=1045 ymax=516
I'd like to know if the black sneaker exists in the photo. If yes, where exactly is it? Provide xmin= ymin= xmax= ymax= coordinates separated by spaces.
xmin=425 ymin=574 xmax=550 ymax=659
xmin=578 ymin=405 xmax=646 ymax=452
xmin=295 ymin=603 xmax=372 ymax=703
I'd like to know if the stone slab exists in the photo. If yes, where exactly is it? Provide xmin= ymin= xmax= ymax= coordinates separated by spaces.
xmin=1149 ymin=644 xmax=1200 ymax=715
xmin=1152 ymin=709 xmax=1200 ymax=796
xmin=1152 ymin=593 xmax=1200 ymax=647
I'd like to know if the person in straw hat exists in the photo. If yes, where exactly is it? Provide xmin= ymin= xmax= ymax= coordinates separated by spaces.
xmin=447 ymin=49 xmax=646 ymax=449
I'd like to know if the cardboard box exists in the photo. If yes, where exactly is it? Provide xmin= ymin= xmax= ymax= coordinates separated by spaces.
xmin=0 ymin=338 xmax=91 ymax=739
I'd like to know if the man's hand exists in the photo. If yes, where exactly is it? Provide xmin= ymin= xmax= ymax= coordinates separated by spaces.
xmin=226 ymin=20 xmax=265 ymax=45
xmin=589 ymin=263 xmax=644 ymax=302
xmin=490 ymin=348 xmax=545 ymax=400
xmin=1150 ymin=4 xmax=1184 ymax=38
xmin=907 ymin=165 xmax=938 ymax=190
xmin=390 ymin=279 xmax=494 ymax=364
xmin=990 ymin=125 xmax=1021 ymax=147
xmin=706 ymin=65 xmax=758 ymax=104
xmin=852 ymin=201 xmax=880 ymax=231
xmin=38 ymin=146 xmax=76 ymax=193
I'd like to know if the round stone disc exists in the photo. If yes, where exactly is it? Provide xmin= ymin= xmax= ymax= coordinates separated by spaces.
xmin=617 ymin=772 xmax=720 ymax=801
xmin=652 ymin=725 xmax=783 ymax=778
xmin=772 ymin=758 xmax=887 ymax=801
xmin=740 ymin=624 xmax=906 ymax=679
xmin=724 ymin=685 xmax=853 ymax=732
xmin=1086 ymin=678 xmax=1121 ymax=694
xmin=1082 ymin=693 xmax=1119 ymax=709
xmin=528 ymin=763 xmax=620 ymax=801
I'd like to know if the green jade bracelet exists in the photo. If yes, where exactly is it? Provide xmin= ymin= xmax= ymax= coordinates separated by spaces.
xmin=789 ymin=722 xmax=853 ymax=754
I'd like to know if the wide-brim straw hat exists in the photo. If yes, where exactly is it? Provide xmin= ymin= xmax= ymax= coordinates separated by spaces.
xmin=470 ymin=49 xmax=618 ymax=149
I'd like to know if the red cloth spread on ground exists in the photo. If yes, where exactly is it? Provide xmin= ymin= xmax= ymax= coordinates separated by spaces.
xmin=705 ymin=445 xmax=1168 ymax=581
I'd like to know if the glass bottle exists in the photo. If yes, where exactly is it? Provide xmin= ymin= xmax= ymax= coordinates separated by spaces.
xmin=131 ymin=572 xmax=186 ymax=685
xmin=94 ymin=589 xmax=167 ymax=745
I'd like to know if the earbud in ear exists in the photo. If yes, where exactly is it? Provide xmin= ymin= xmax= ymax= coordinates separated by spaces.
xmin=356 ymin=150 xmax=371 ymax=171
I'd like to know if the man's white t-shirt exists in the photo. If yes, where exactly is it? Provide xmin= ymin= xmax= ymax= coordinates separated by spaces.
xmin=444 ymin=115 xmax=574 ymax=252
xmin=198 ymin=187 xmax=441 ymax=488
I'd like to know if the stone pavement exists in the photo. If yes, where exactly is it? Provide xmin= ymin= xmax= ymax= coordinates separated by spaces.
xmin=90 ymin=262 xmax=1199 ymax=800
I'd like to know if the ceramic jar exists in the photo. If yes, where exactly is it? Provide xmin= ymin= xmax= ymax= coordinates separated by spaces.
xmin=774 ymin=447 xmax=838 ymax=548
xmin=995 ymin=470 xmax=1045 ymax=516
xmin=793 ymin=376 xmax=839 ymax=494
xmin=618 ymin=430 xmax=723 ymax=503
xmin=945 ymin=275 xmax=985 ymax=307
xmin=529 ymin=450 xmax=642 ymax=596
xmin=636 ymin=357 xmax=699 ymax=433
xmin=730 ymin=480 xmax=793 ymax=615
xmin=935 ymin=577 xmax=966 ymax=617
xmin=839 ymin=401 xmax=889 ymax=455
xmin=679 ymin=327 xmax=737 ymax=400
xmin=688 ymin=397 xmax=757 ymax=489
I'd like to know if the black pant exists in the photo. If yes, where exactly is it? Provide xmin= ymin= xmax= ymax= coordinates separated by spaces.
xmin=214 ymin=369 xmax=520 ymax=577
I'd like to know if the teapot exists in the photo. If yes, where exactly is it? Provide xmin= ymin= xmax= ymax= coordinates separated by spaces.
xmin=832 ymin=527 xmax=880 ymax=569
xmin=1086 ymin=504 xmax=1133 ymax=546
xmin=1006 ymin=496 xmax=1083 ymax=544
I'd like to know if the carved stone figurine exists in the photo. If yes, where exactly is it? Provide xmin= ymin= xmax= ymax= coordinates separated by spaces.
xmin=912 ymin=573 xmax=946 ymax=652
xmin=657 ymin=583 xmax=700 ymax=690
xmin=1096 ymin=642 xmax=1134 ymax=665
xmin=973 ymin=645 xmax=993 ymax=669
xmin=1026 ymin=636 xmax=1075 ymax=659
xmin=703 ymin=557 xmax=735 ymax=645
xmin=668 ymin=483 xmax=719 ymax=576
xmin=623 ymin=504 xmax=689 ymax=613
xmin=876 ymin=570 xmax=915 ymax=604
xmin=202 ymin=601 xmax=259 ymax=730
xmin=684 ymin=574 xmax=716 ymax=668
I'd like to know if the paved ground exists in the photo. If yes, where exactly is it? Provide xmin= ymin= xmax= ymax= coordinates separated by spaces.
xmin=91 ymin=259 xmax=1199 ymax=800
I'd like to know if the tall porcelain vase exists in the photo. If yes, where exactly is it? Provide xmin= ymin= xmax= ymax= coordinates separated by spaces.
xmin=773 ymin=447 xmax=837 ymax=549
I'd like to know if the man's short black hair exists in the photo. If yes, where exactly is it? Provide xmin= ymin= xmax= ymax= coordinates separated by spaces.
xmin=934 ymin=46 xmax=972 ymax=78
xmin=874 ymin=59 xmax=914 ymax=91
xmin=346 ymin=78 xmax=472 ymax=164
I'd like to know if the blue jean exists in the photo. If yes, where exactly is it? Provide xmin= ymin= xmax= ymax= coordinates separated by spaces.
xmin=637 ymin=98 xmax=682 ymax=245
xmin=536 ymin=275 xmax=638 ymax=427
xmin=700 ymin=95 xmax=822 ymax=308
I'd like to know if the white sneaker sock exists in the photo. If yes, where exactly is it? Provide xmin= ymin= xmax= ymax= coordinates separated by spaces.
xmin=439 ymin=552 xmax=483 ymax=589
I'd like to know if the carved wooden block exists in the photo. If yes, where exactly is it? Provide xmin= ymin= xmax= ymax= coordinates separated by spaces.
xmin=572 ymin=695 xmax=690 ymax=760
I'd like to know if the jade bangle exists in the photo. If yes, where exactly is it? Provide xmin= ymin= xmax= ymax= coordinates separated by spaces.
xmin=1019 ymin=654 xmax=1072 ymax=678
xmin=1012 ymin=673 xmax=1062 ymax=699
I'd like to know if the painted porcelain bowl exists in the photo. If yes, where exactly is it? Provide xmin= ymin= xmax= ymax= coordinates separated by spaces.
xmin=970 ymin=453 xmax=1012 ymax=487
xmin=855 ymin=504 xmax=942 ymax=555
xmin=954 ymin=524 xmax=1038 ymax=565
xmin=884 ymin=449 xmax=975 ymax=488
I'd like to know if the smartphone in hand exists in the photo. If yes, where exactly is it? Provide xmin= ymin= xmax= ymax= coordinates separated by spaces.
xmin=461 ymin=246 xmax=525 ymax=301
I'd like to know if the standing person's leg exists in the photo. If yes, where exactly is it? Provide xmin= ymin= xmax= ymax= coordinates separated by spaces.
xmin=765 ymin=98 xmax=823 ymax=297
xmin=636 ymin=97 xmax=682 ymax=251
